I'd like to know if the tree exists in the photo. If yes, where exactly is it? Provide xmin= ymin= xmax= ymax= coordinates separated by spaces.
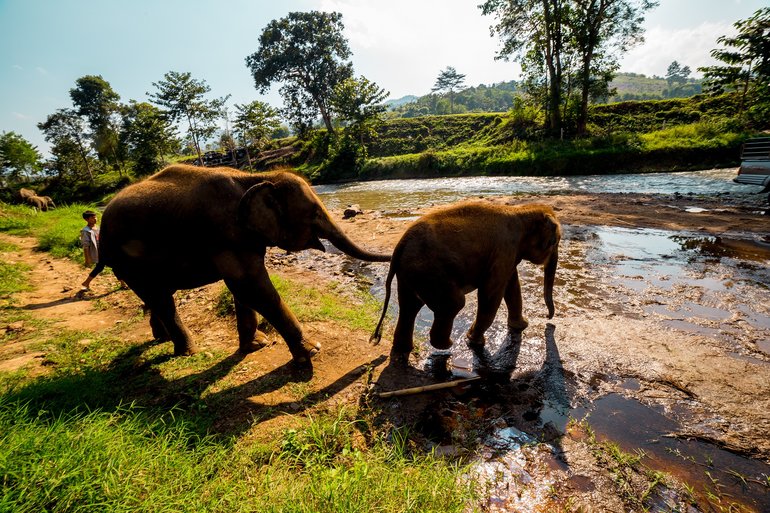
xmin=38 ymin=108 xmax=95 ymax=181
xmin=331 ymin=76 xmax=389 ymax=129
xmin=245 ymin=11 xmax=354 ymax=134
xmin=666 ymin=61 xmax=691 ymax=86
xmin=481 ymin=0 xmax=656 ymax=136
xmin=148 ymin=71 xmax=227 ymax=164
xmin=431 ymin=67 xmax=466 ymax=114
xmin=569 ymin=0 xmax=657 ymax=134
xmin=120 ymin=102 xmax=178 ymax=176
xmin=481 ymin=0 xmax=568 ymax=135
xmin=233 ymin=100 xmax=281 ymax=166
xmin=699 ymin=8 xmax=770 ymax=119
xmin=70 ymin=75 xmax=122 ymax=166
xmin=0 ymin=131 xmax=42 ymax=185
xmin=330 ymin=75 xmax=389 ymax=163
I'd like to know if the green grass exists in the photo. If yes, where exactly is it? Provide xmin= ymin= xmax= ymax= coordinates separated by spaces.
xmin=216 ymin=275 xmax=382 ymax=332
xmin=0 ymin=202 xmax=98 ymax=262
xmin=0 ymin=261 xmax=32 ymax=299
xmin=359 ymin=118 xmax=746 ymax=179
xmin=0 ymin=398 xmax=473 ymax=513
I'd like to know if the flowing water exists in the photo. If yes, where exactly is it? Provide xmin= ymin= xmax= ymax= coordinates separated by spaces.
xmin=316 ymin=168 xmax=757 ymax=211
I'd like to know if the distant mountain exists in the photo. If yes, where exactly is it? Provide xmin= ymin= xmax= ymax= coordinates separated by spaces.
xmin=609 ymin=72 xmax=703 ymax=101
xmin=385 ymin=95 xmax=419 ymax=109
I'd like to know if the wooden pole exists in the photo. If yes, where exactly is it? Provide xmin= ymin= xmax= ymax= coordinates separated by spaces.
xmin=376 ymin=376 xmax=481 ymax=398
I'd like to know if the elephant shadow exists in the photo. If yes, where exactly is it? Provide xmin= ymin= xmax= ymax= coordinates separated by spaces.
xmin=371 ymin=323 xmax=572 ymax=453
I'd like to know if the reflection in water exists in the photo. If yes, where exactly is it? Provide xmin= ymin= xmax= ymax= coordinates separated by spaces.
xmin=315 ymin=169 xmax=754 ymax=211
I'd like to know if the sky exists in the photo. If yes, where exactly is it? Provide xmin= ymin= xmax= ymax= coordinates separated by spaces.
xmin=1 ymin=0 xmax=766 ymax=156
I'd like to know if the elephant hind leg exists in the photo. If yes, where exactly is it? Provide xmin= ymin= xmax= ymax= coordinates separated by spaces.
xmin=392 ymin=281 xmax=424 ymax=357
xmin=233 ymin=296 xmax=269 ymax=353
xmin=142 ymin=292 xmax=197 ymax=356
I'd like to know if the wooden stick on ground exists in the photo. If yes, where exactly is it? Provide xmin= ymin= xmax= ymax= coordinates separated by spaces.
xmin=377 ymin=376 xmax=481 ymax=398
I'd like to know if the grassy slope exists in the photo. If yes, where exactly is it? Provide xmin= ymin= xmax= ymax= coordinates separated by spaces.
xmin=346 ymin=94 xmax=748 ymax=182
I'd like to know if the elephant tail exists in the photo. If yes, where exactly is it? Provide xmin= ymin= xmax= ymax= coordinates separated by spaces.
xmin=370 ymin=262 xmax=397 ymax=345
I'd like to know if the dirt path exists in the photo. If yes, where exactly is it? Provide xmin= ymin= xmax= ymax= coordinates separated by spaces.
xmin=2 ymin=189 xmax=769 ymax=511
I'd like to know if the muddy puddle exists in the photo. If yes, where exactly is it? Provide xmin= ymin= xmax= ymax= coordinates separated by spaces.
xmin=573 ymin=390 xmax=770 ymax=511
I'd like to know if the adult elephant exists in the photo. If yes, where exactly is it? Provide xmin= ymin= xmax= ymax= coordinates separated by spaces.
xmin=100 ymin=164 xmax=391 ymax=366
xmin=18 ymin=188 xmax=36 ymax=201
xmin=371 ymin=201 xmax=560 ymax=362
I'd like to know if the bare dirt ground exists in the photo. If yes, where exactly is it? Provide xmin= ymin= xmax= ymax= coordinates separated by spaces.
xmin=2 ymin=190 xmax=769 ymax=511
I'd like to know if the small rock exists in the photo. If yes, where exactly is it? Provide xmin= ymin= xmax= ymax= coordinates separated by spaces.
xmin=343 ymin=204 xmax=363 ymax=219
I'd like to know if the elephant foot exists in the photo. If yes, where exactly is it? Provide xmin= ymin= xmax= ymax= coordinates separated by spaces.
xmin=388 ymin=350 xmax=410 ymax=368
xmin=508 ymin=317 xmax=529 ymax=332
xmin=465 ymin=331 xmax=486 ymax=349
xmin=238 ymin=330 xmax=270 ymax=354
xmin=173 ymin=342 xmax=198 ymax=357
xmin=429 ymin=338 xmax=453 ymax=350
xmin=289 ymin=340 xmax=321 ymax=366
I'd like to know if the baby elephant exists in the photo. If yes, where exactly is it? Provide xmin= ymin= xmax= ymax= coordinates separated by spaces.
xmin=371 ymin=201 xmax=561 ymax=359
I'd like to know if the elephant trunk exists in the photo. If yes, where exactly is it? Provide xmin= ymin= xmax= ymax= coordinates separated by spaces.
xmin=544 ymin=249 xmax=558 ymax=318
xmin=317 ymin=215 xmax=391 ymax=262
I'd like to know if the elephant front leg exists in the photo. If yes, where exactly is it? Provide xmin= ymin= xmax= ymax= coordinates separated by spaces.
xmin=504 ymin=269 xmax=528 ymax=332
xmin=226 ymin=273 xmax=320 ymax=366
xmin=466 ymin=283 xmax=505 ymax=348
xmin=234 ymin=297 xmax=269 ymax=353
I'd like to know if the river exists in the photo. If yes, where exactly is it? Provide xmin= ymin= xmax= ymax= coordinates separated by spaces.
xmin=315 ymin=168 xmax=755 ymax=211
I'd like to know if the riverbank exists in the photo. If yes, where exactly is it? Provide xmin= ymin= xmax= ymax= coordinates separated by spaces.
xmin=1 ymin=187 xmax=768 ymax=511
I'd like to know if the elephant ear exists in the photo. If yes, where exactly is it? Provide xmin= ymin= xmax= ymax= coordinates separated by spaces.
xmin=237 ymin=182 xmax=284 ymax=244
xmin=539 ymin=213 xmax=560 ymax=252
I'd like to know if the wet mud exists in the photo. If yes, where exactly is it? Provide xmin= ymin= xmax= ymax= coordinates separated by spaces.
xmin=292 ymin=185 xmax=770 ymax=511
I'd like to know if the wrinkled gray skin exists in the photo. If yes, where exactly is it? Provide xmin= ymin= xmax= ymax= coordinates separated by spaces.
xmin=100 ymin=165 xmax=390 ymax=366
xmin=371 ymin=201 xmax=561 ymax=362
xmin=25 ymin=195 xmax=48 ymax=211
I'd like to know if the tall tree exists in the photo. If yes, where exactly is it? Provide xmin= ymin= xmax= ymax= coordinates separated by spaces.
xmin=569 ymin=0 xmax=657 ymax=134
xmin=245 ymin=11 xmax=354 ymax=133
xmin=148 ymin=71 xmax=226 ymax=164
xmin=0 ymin=131 xmax=42 ymax=185
xmin=331 ymin=76 xmax=389 ymax=129
xmin=38 ymin=108 xmax=94 ymax=181
xmin=431 ymin=67 xmax=466 ymax=114
xmin=665 ymin=61 xmax=691 ymax=86
xmin=69 ymin=75 xmax=122 ymax=166
xmin=481 ymin=0 xmax=567 ymax=135
xmin=120 ymin=101 xmax=178 ymax=176
xmin=699 ymin=7 xmax=770 ymax=118
xmin=233 ymin=100 xmax=281 ymax=166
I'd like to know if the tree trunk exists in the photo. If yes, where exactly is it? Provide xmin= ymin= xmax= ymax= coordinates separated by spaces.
xmin=187 ymin=113 xmax=202 ymax=164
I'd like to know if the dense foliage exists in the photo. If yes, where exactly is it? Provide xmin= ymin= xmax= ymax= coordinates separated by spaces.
xmin=699 ymin=7 xmax=770 ymax=125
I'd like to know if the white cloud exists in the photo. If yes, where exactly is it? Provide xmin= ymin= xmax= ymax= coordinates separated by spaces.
xmin=13 ymin=112 xmax=30 ymax=120
xmin=620 ymin=22 xmax=736 ymax=77
xmin=35 ymin=66 xmax=48 ymax=75
xmin=317 ymin=0 xmax=518 ymax=97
